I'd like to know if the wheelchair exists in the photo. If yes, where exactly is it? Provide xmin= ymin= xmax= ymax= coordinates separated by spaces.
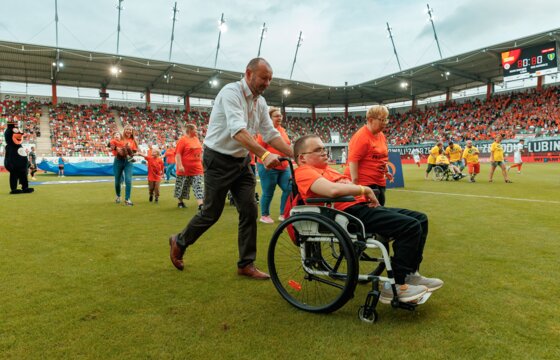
xmin=267 ymin=159 xmax=431 ymax=323
xmin=432 ymin=165 xmax=463 ymax=181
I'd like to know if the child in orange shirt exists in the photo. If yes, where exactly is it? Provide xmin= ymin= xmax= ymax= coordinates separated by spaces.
xmin=138 ymin=145 xmax=165 ymax=203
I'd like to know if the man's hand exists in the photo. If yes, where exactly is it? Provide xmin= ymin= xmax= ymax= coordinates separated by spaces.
xmin=363 ymin=187 xmax=380 ymax=208
xmin=263 ymin=153 xmax=281 ymax=169
xmin=386 ymin=172 xmax=394 ymax=182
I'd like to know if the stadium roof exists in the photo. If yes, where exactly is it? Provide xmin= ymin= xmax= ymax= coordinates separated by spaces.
xmin=1 ymin=28 xmax=559 ymax=108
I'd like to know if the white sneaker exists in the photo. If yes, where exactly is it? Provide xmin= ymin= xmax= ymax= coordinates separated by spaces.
xmin=278 ymin=215 xmax=285 ymax=222
xmin=379 ymin=283 xmax=428 ymax=304
xmin=405 ymin=272 xmax=444 ymax=292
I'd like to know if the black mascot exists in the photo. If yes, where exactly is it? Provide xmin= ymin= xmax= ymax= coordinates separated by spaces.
xmin=4 ymin=119 xmax=34 ymax=194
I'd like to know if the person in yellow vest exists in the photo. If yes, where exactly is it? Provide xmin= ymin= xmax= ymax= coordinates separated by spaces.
xmin=462 ymin=140 xmax=480 ymax=183
xmin=425 ymin=141 xmax=443 ymax=180
xmin=445 ymin=140 xmax=464 ymax=173
xmin=489 ymin=134 xmax=512 ymax=183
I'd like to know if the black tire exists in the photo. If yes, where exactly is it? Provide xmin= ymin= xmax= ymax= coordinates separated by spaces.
xmin=433 ymin=166 xmax=445 ymax=181
xmin=268 ymin=214 xmax=359 ymax=313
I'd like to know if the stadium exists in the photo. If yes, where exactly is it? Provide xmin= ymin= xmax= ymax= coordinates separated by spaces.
xmin=1 ymin=1 xmax=559 ymax=359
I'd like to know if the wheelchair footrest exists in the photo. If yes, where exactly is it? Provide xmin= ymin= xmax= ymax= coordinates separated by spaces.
xmin=415 ymin=291 xmax=432 ymax=305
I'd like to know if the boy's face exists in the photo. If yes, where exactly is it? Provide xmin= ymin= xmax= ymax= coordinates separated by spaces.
xmin=299 ymin=137 xmax=329 ymax=169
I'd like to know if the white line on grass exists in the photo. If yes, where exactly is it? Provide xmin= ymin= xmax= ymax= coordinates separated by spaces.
xmin=392 ymin=189 xmax=560 ymax=204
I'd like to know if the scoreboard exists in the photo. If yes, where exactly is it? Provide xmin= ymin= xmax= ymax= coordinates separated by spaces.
xmin=501 ymin=41 xmax=558 ymax=80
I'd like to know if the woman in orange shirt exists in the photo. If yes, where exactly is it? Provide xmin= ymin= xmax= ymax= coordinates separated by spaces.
xmin=111 ymin=125 xmax=138 ymax=206
xmin=256 ymin=107 xmax=291 ymax=224
xmin=174 ymin=124 xmax=204 ymax=209
xmin=344 ymin=105 xmax=393 ymax=206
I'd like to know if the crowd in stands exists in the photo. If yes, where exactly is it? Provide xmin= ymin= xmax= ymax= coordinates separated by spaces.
xmin=49 ymin=103 xmax=118 ymax=156
xmin=3 ymin=85 xmax=560 ymax=157
xmin=0 ymin=100 xmax=41 ymax=148
xmin=285 ymin=85 xmax=560 ymax=145
xmin=117 ymin=107 xmax=187 ymax=148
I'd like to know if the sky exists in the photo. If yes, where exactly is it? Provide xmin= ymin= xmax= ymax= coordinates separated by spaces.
xmin=0 ymin=0 xmax=559 ymax=87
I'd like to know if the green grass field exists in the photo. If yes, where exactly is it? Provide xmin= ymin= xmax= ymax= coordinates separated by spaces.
xmin=1 ymin=163 xmax=559 ymax=359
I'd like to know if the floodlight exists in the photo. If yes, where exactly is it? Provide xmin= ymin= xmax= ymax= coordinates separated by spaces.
xmin=400 ymin=81 xmax=408 ymax=88
xmin=283 ymin=89 xmax=291 ymax=96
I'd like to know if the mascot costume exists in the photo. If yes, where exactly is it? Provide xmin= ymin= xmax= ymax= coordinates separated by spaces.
xmin=4 ymin=118 xmax=34 ymax=194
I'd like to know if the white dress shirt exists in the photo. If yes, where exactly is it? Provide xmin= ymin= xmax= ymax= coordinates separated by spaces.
xmin=203 ymin=78 xmax=280 ymax=158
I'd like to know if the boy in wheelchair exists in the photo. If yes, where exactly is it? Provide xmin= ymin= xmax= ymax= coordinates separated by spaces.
xmin=293 ymin=134 xmax=443 ymax=304
xmin=435 ymin=149 xmax=464 ymax=181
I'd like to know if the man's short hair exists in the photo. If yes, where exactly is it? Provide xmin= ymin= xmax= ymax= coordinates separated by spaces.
xmin=293 ymin=134 xmax=319 ymax=163
xmin=247 ymin=58 xmax=271 ymax=72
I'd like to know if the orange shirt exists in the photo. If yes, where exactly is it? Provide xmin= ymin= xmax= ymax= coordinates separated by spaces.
xmin=164 ymin=148 xmax=176 ymax=164
xmin=123 ymin=137 xmax=138 ymax=152
xmin=176 ymin=135 xmax=203 ymax=176
xmin=256 ymin=125 xmax=290 ymax=170
xmin=109 ymin=139 xmax=126 ymax=157
xmin=145 ymin=156 xmax=164 ymax=182
xmin=295 ymin=164 xmax=367 ymax=212
xmin=344 ymin=126 xmax=388 ymax=187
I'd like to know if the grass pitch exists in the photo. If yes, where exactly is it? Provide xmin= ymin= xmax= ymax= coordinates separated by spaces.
xmin=1 ymin=163 xmax=559 ymax=359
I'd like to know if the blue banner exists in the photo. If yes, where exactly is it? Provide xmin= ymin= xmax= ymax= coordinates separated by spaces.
xmin=387 ymin=151 xmax=404 ymax=188
xmin=38 ymin=160 xmax=148 ymax=176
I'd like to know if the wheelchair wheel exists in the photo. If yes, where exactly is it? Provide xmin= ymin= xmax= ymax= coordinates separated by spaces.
xmin=268 ymin=214 xmax=359 ymax=313
xmin=433 ymin=166 xmax=445 ymax=181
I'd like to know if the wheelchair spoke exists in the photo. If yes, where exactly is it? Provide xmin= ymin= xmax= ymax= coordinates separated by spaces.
xmin=268 ymin=214 xmax=358 ymax=313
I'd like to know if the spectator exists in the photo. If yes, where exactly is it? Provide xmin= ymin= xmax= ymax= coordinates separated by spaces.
xmin=345 ymin=105 xmax=393 ymax=206
xmin=174 ymin=124 xmax=204 ymax=210
xmin=256 ymin=106 xmax=291 ymax=224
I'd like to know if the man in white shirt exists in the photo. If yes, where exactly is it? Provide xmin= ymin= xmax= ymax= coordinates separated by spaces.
xmin=507 ymin=139 xmax=525 ymax=174
xmin=169 ymin=58 xmax=293 ymax=280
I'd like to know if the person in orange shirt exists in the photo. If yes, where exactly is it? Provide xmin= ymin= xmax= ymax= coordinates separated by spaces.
xmin=293 ymin=134 xmax=443 ymax=304
xmin=174 ymin=124 xmax=204 ymax=209
xmin=256 ymin=106 xmax=291 ymax=224
xmin=114 ymin=125 xmax=139 ymax=206
xmin=138 ymin=145 xmax=164 ymax=203
xmin=163 ymin=144 xmax=176 ymax=183
xmin=345 ymin=105 xmax=393 ymax=206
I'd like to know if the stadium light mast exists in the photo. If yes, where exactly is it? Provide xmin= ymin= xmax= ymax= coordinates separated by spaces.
xmin=54 ymin=0 xmax=59 ymax=49
xmin=168 ymin=2 xmax=178 ymax=62
xmin=116 ymin=0 xmax=124 ymax=55
xmin=289 ymin=31 xmax=303 ymax=80
xmin=257 ymin=22 xmax=267 ymax=57
xmin=214 ymin=13 xmax=227 ymax=68
xmin=386 ymin=22 xmax=402 ymax=72
xmin=426 ymin=3 xmax=443 ymax=59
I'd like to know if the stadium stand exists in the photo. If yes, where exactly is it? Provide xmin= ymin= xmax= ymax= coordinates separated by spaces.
xmin=49 ymin=103 xmax=117 ymax=156
xmin=0 ymin=100 xmax=41 ymax=152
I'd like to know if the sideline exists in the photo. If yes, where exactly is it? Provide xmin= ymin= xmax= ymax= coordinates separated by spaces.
xmin=392 ymin=189 xmax=560 ymax=204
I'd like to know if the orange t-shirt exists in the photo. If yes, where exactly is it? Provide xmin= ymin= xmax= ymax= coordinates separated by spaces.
xmin=109 ymin=139 xmax=126 ymax=157
xmin=164 ymin=148 xmax=176 ymax=164
xmin=295 ymin=164 xmax=367 ymax=212
xmin=256 ymin=125 xmax=290 ymax=170
xmin=176 ymin=135 xmax=203 ymax=176
xmin=344 ymin=126 xmax=388 ymax=187
xmin=145 ymin=156 xmax=164 ymax=182
xmin=123 ymin=137 xmax=138 ymax=152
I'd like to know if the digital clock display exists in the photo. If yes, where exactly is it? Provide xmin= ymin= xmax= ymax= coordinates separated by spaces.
xmin=501 ymin=41 xmax=558 ymax=80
